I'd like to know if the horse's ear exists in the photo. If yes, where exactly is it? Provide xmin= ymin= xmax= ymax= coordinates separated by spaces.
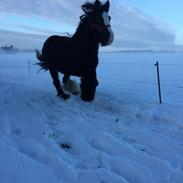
xmin=81 ymin=2 xmax=94 ymax=13
xmin=95 ymin=0 xmax=100 ymax=6
xmin=94 ymin=0 xmax=102 ymax=12
xmin=103 ymin=0 xmax=110 ymax=12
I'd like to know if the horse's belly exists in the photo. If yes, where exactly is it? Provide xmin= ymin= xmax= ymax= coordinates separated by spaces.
xmin=58 ymin=59 xmax=83 ymax=76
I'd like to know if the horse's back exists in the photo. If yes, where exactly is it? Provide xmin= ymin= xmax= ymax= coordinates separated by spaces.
xmin=42 ymin=35 xmax=73 ymax=58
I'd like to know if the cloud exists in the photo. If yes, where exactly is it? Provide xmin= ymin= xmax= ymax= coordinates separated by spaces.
xmin=0 ymin=0 xmax=83 ymax=26
xmin=0 ymin=0 xmax=176 ymax=50
xmin=110 ymin=0 xmax=175 ymax=50
xmin=0 ymin=29 xmax=47 ymax=49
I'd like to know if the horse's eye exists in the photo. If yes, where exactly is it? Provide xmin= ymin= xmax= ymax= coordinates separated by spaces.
xmin=109 ymin=16 xmax=111 ymax=21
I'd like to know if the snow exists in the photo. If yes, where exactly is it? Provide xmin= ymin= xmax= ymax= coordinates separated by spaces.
xmin=0 ymin=51 xmax=183 ymax=183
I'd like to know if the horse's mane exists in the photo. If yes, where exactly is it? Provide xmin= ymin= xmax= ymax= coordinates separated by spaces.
xmin=72 ymin=1 xmax=96 ymax=40
xmin=81 ymin=2 xmax=95 ymax=13
xmin=72 ymin=14 xmax=90 ymax=40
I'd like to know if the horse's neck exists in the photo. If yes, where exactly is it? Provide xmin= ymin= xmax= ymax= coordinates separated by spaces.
xmin=72 ymin=22 xmax=99 ymax=50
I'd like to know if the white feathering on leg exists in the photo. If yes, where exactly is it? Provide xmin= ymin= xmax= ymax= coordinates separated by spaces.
xmin=63 ymin=79 xmax=80 ymax=95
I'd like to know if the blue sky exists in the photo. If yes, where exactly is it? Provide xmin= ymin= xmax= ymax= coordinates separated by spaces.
xmin=0 ymin=0 xmax=182 ymax=50
xmin=125 ymin=0 xmax=183 ymax=44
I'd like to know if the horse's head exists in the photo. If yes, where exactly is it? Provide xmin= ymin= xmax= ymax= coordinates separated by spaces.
xmin=81 ymin=0 xmax=114 ymax=46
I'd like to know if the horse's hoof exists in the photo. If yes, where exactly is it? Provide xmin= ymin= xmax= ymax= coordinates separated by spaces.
xmin=72 ymin=91 xmax=80 ymax=95
xmin=59 ymin=93 xmax=70 ymax=100
xmin=81 ymin=96 xmax=94 ymax=102
xmin=62 ymin=93 xmax=71 ymax=100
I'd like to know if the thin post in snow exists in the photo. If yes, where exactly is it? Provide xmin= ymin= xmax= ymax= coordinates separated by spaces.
xmin=28 ymin=59 xmax=31 ymax=75
xmin=155 ymin=61 xmax=162 ymax=104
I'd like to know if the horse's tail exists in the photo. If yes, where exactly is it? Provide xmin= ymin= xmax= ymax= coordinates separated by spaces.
xmin=36 ymin=50 xmax=49 ymax=71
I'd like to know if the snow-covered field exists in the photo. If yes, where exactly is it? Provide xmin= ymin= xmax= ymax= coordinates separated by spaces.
xmin=0 ymin=51 xmax=183 ymax=183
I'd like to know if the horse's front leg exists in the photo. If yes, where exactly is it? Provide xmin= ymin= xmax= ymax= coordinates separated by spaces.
xmin=49 ymin=69 xmax=70 ymax=100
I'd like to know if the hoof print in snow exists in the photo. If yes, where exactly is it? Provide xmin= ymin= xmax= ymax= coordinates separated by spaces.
xmin=60 ymin=143 xmax=71 ymax=150
xmin=49 ymin=133 xmax=59 ymax=140
xmin=13 ymin=129 xmax=21 ymax=136
xmin=97 ymin=164 xmax=102 ymax=169
xmin=115 ymin=118 xmax=119 ymax=123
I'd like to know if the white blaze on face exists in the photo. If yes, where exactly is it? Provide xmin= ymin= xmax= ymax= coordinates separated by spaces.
xmin=102 ymin=12 xmax=114 ymax=45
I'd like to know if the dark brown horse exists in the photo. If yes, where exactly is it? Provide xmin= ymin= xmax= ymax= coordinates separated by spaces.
xmin=36 ymin=0 xmax=114 ymax=102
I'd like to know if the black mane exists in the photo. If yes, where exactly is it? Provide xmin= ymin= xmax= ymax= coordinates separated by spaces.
xmin=72 ymin=15 xmax=89 ymax=40
xmin=72 ymin=14 xmax=98 ymax=47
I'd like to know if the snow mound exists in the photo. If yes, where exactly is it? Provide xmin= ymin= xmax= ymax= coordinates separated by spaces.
xmin=0 ymin=52 xmax=183 ymax=183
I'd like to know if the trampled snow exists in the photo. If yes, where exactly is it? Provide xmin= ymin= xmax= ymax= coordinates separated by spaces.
xmin=0 ymin=51 xmax=183 ymax=183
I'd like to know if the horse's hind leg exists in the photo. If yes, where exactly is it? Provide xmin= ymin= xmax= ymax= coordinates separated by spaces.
xmin=62 ymin=74 xmax=80 ymax=95
xmin=49 ymin=69 xmax=70 ymax=100
xmin=62 ymin=73 xmax=70 ymax=84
